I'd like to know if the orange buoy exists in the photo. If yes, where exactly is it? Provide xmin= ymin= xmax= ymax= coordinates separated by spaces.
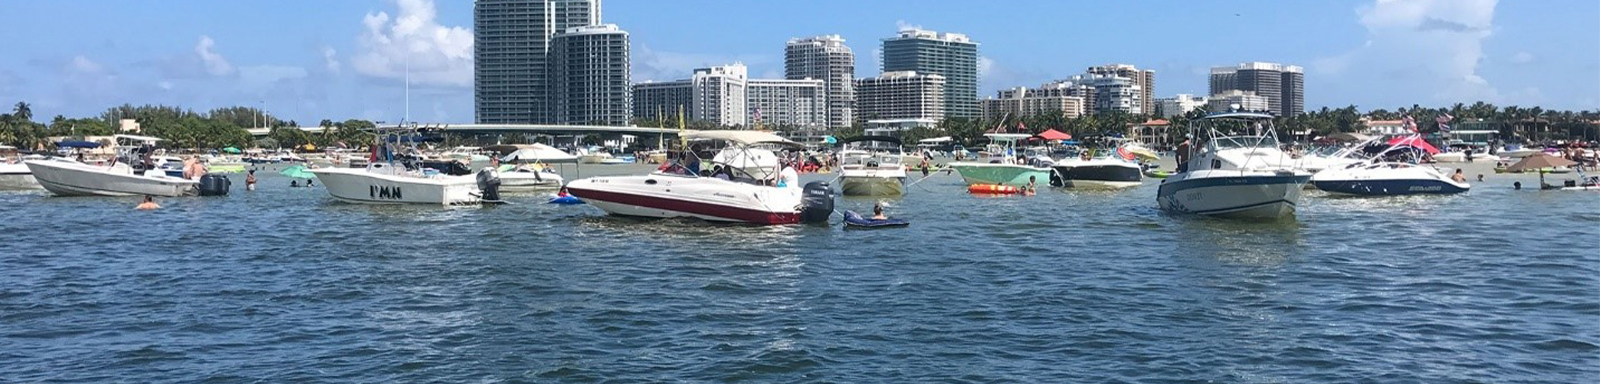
xmin=968 ymin=183 xmax=1021 ymax=194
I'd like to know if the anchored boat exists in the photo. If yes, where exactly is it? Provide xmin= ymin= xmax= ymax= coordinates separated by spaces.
xmin=837 ymin=136 xmax=908 ymax=196
xmin=1157 ymin=112 xmax=1311 ymax=219
xmin=950 ymin=133 xmax=1052 ymax=186
xmin=309 ymin=125 xmax=481 ymax=205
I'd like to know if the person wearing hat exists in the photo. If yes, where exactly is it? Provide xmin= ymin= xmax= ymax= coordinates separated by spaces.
xmin=1175 ymin=134 xmax=1193 ymax=173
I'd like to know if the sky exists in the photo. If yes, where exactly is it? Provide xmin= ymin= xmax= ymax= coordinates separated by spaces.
xmin=1 ymin=0 xmax=1596 ymax=125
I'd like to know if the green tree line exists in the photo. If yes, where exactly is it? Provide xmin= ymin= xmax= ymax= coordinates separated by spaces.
xmin=1 ymin=100 xmax=382 ymax=151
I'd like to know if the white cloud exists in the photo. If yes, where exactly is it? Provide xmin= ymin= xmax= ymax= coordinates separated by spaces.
xmin=351 ymin=0 xmax=473 ymax=87
xmin=1316 ymin=0 xmax=1500 ymax=104
xmin=69 ymin=55 xmax=105 ymax=74
xmin=1509 ymin=51 xmax=1534 ymax=64
xmin=195 ymin=35 xmax=234 ymax=76
xmin=978 ymin=56 xmax=995 ymax=77
xmin=895 ymin=20 xmax=922 ymax=31
xmin=157 ymin=81 xmax=174 ymax=91
xmin=323 ymin=46 xmax=342 ymax=74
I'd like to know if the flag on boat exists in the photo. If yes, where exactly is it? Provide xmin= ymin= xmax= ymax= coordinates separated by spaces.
xmin=1017 ymin=121 xmax=1028 ymax=132
xmin=1436 ymin=113 xmax=1453 ymax=132
xmin=1402 ymin=115 xmax=1418 ymax=133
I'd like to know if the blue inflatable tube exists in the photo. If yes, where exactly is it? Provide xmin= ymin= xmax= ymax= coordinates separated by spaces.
xmin=548 ymin=195 xmax=585 ymax=205
xmin=843 ymin=210 xmax=909 ymax=228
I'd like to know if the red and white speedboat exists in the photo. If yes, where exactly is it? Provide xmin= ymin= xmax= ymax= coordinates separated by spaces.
xmin=565 ymin=131 xmax=834 ymax=225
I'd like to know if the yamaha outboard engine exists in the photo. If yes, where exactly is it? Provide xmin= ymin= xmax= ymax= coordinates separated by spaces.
xmin=476 ymin=169 xmax=502 ymax=201
xmin=198 ymin=174 xmax=231 ymax=196
xmin=799 ymin=181 xmax=835 ymax=223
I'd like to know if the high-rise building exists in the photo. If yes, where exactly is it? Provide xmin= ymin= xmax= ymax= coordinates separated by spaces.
xmin=981 ymin=86 xmax=1085 ymax=121
xmin=881 ymin=29 xmax=978 ymax=119
xmin=1082 ymin=74 xmax=1143 ymax=115
xmin=747 ymin=79 xmax=826 ymax=129
xmin=1155 ymin=94 xmax=1209 ymax=118
xmin=549 ymin=24 xmax=630 ymax=126
xmin=474 ymin=0 xmax=609 ymax=124
xmin=785 ymin=35 xmax=855 ymax=129
xmin=1087 ymin=64 xmax=1155 ymax=115
xmin=854 ymin=71 xmax=945 ymax=124
xmin=631 ymin=79 xmax=692 ymax=124
xmin=1209 ymin=62 xmax=1303 ymax=116
xmin=1207 ymin=90 xmax=1269 ymax=113
xmin=688 ymin=64 xmax=748 ymax=127
xmin=552 ymin=0 xmax=600 ymax=31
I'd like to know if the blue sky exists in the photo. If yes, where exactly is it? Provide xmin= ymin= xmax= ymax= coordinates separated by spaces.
xmin=1 ymin=0 xmax=1595 ymax=125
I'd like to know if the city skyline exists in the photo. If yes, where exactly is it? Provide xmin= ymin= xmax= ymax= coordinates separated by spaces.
xmin=1 ymin=0 xmax=1596 ymax=124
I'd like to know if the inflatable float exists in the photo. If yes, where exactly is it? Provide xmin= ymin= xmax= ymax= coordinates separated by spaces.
xmin=1143 ymin=170 xmax=1170 ymax=178
xmin=548 ymin=195 xmax=584 ymax=205
xmin=843 ymin=210 xmax=909 ymax=229
xmin=968 ymin=183 xmax=1022 ymax=195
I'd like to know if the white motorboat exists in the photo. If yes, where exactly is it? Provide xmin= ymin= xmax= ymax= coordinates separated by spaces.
xmin=493 ymin=143 xmax=576 ymax=192
xmin=1312 ymin=161 xmax=1470 ymax=195
xmin=1050 ymin=147 xmax=1143 ymax=189
xmin=308 ymin=126 xmax=481 ymax=205
xmin=1432 ymin=150 xmax=1499 ymax=163
xmin=1157 ymin=112 xmax=1311 ymax=219
xmin=0 ymin=160 xmax=40 ymax=190
xmin=26 ymin=158 xmax=198 ymax=197
xmin=576 ymin=147 xmax=615 ymax=164
xmin=837 ymin=136 xmax=908 ymax=196
xmin=444 ymin=146 xmax=492 ymax=163
xmin=565 ymin=130 xmax=834 ymax=225
xmin=1499 ymin=146 xmax=1543 ymax=158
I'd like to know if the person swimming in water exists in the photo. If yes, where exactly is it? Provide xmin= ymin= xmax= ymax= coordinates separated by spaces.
xmin=135 ymin=195 xmax=161 ymax=210
xmin=872 ymin=203 xmax=888 ymax=220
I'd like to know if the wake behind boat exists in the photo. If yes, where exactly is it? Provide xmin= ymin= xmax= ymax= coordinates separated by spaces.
xmin=1157 ymin=112 xmax=1311 ymax=219
xmin=565 ymin=130 xmax=834 ymax=225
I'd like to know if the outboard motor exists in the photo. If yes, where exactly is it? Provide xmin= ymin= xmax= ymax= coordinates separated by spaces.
xmin=476 ymin=168 xmax=502 ymax=201
xmin=799 ymin=181 xmax=835 ymax=223
xmin=198 ymin=174 xmax=231 ymax=196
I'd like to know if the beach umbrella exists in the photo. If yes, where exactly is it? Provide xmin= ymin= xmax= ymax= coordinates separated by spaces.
xmin=1506 ymin=153 xmax=1578 ymax=188
xmin=221 ymin=147 xmax=242 ymax=154
xmin=279 ymin=165 xmax=317 ymax=179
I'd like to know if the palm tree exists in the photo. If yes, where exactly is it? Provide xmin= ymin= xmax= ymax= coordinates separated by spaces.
xmin=12 ymin=102 xmax=31 ymax=123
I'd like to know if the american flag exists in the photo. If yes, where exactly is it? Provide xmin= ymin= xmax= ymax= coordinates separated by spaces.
xmin=1115 ymin=146 xmax=1136 ymax=161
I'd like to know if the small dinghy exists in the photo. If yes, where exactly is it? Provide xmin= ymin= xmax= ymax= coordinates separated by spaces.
xmin=843 ymin=210 xmax=909 ymax=229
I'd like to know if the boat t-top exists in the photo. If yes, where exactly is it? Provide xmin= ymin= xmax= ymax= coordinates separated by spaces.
xmin=950 ymin=133 xmax=1052 ymax=187
xmin=837 ymin=135 xmax=908 ymax=196
xmin=308 ymin=124 xmax=482 ymax=205
xmin=564 ymin=130 xmax=834 ymax=225
xmin=1157 ymin=111 xmax=1312 ymax=219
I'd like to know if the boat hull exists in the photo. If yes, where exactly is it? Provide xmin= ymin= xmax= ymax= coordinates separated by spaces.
xmin=310 ymin=168 xmax=480 ymax=205
xmin=950 ymin=162 xmax=1050 ymax=186
xmin=841 ymin=175 xmax=905 ymax=196
xmin=499 ymin=172 xmax=564 ymax=192
xmin=0 ymin=163 xmax=39 ymax=189
xmin=1313 ymin=179 xmax=1469 ymax=195
xmin=1050 ymin=163 xmax=1142 ymax=188
xmin=1157 ymin=173 xmax=1309 ymax=219
xmin=565 ymin=176 xmax=804 ymax=225
xmin=25 ymin=160 xmax=198 ymax=197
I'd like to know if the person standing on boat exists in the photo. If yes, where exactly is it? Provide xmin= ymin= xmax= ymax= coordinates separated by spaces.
xmin=1175 ymin=135 xmax=1193 ymax=173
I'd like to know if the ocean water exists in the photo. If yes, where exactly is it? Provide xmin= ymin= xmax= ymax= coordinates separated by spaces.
xmin=2 ymin=164 xmax=1596 ymax=383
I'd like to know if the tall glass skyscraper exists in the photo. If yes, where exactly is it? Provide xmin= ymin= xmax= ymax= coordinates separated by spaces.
xmin=881 ymin=29 xmax=979 ymax=120
xmin=475 ymin=0 xmax=622 ymax=125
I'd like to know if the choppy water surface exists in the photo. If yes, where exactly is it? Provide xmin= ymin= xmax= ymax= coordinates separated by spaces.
xmin=2 ymin=164 xmax=1596 ymax=383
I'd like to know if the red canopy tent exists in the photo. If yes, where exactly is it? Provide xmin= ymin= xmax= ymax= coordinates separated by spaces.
xmin=1036 ymin=129 xmax=1072 ymax=141
xmin=1387 ymin=135 xmax=1440 ymax=155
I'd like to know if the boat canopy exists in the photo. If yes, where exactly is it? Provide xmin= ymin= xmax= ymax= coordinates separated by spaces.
xmin=497 ymin=144 xmax=578 ymax=163
xmin=918 ymin=136 xmax=953 ymax=143
xmin=1035 ymin=129 xmax=1072 ymax=141
xmin=684 ymin=130 xmax=799 ymax=147
xmin=983 ymin=133 xmax=1033 ymax=143
xmin=113 ymin=134 xmax=164 ymax=143
xmin=838 ymin=135 xmax=903 ymax=146
xmin=56 ymin=140 xmax=102 ymax=148
xmin=1200 ymin=112 xmax=1275 ymax=120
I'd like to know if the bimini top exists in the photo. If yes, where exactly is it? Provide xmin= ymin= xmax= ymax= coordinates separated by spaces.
xmin=1200 ymin=112 xmax=1275 ymax=120
xmin=496 ymin=143 xmax=578 ymax=163
xmin=838 ymin=135 xmax=903 ymax=146
xmin=684 ymin=130 xmax=799 ymax=146
xmin=983 ymin=133 xmax=1034 ymax=142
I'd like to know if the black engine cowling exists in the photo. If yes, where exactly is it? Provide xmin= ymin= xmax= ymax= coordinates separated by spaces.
xmin=799 ymin=181 xmax=835 ymax=223
xmin=476 ymin=169 xmax=502 ymax=201
xmin=198 ymin=174 xmax=231 ymax=196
